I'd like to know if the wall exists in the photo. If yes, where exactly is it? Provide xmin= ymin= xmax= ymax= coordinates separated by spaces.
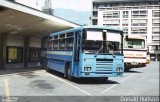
xmin=5 ymin=35 xmax=41 ymax=69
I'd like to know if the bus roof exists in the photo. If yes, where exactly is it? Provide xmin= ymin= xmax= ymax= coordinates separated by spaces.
xmin=50 ymin=26 xmax=123 ymax=36
xmin=127 ymin=35 xmax=145 ymax=40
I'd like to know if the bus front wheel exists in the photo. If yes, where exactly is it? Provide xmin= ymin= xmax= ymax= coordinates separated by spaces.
xmin=124 ymin=67 xmax=130 ymax=72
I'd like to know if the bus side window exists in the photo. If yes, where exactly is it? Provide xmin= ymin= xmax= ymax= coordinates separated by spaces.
xmin=66 ymin=32 xmax=74 ymax=50
xmin=52 ymin=35 xmax=59 ymax=50
xmin=48 ymin=40 xmax=53 ymax=50
xmin=59 ymin=39 xmax=65 ymax=50
xmin=66 ymin=38 xmax=73 ymax=50
xmin=59 ymin=34 xmax=65 ymax=50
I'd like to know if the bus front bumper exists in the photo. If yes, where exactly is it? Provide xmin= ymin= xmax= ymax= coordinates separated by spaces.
xmin=79 ymin=71 xmax=123 ymax=78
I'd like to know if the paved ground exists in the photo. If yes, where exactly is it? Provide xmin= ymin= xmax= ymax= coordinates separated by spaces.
xmin=0 ymin=62 xmax=159 ymax=97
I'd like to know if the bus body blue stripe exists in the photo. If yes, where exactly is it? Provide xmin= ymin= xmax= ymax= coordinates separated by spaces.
xmin=47 ymin=54 xmax=72 ymax=61
xmin=48 ymin=59 xmax=65 ymax=73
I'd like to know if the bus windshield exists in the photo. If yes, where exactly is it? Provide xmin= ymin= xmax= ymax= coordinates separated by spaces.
xmin=124 ymin=39 xmax=145 ymax=49
xmin=82 ymin=30 xmax=122 ymax=55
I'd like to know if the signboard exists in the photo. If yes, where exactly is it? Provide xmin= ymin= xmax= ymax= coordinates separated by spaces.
xmin=8 ymin=48 xmax=17 ymax=60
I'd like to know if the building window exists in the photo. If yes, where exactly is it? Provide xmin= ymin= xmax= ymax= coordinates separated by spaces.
xmin=152 ymin=19 xmax=160 ymax=26
xmin=152 ymin=10 xmax=160 ymax=17
xmin=92 ymin=19 xmax=98 ymax=25
xmin=7 ymin=47 xmax=23 ymax=63
xmin=123 ymin=28 xmax=128 ymax=34
xmin=122 ymin=19 xmax=128 ymax=26
xmin=29 ymin=48 xmax=40 ymax=62
xmin=131 ymin=19 xmax=147 ymax=26
xmin=131 ymin=11 xmax=147 ymax=18
xmin=93 ymin=11 xmax=98 ymax=17
xmin=103 ymin=11 xmax=120 ymax=18
xmin=123 ymin=11 xmax=128 ymax=18
xmin=152 ymin=27 xmax=160 ymax=34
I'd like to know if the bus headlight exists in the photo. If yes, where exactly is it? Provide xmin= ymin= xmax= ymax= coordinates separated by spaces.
xmin=116 ymin=67 xmax=123 ymax=72
xmin=84 ymin=67 xmax=92 ymax=71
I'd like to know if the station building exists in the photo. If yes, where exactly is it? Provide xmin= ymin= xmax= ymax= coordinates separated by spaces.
xmin=0 ymin=0 xmax=79 ymax=70
xmin=91 ymin=0 xmax=160 ymax=60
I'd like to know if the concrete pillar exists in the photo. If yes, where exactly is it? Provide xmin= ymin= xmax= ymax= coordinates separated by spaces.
xmin=24 ymin=36 xmax=30 ymax=68
xmin=40 ymin=37 xmax=47 ymax=68
xmin=0 ymin=33 xmax=7 ymax=70
xmin=41 ymin=36 xmax=47 ymax=50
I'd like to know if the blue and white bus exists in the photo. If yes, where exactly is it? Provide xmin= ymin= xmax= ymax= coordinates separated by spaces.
xmin=46 ymin=26 xmax=124 ymax=80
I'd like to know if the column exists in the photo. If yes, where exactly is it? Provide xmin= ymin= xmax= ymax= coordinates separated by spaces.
xmin=0 ymin=33 xmax=7 ymax=70
xmin=40 ymin=37 xmax=47 ymax=68
xmin=24 ymin=36 xmax=30 ymax=68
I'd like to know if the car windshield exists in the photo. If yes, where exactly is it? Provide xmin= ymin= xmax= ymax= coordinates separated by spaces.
xmin=82 ymin=29 xmax=122 ymax=55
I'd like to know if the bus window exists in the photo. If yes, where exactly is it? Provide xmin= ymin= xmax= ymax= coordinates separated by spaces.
xmin=48 ymin=41 xmax=53 ymax=50
xmin=66 ymin=32 xmax=73 ymax=37
xmin=124 ymin=39 xmax=145 ymax=49
xmin=66 ymin=32 xmax=74 ymax=50
xmin=60 ymin=34 xmax=65 ymax=38
xmin=108 ymin=41 xmax=120 ymax=54
xmin=66 ymin=38 xmax=73 ymax=50
xmin=59 ymin=39 xmax=65 ymax=50
xmin=53 ymin=40 xmax=58 ymax=50
xmin=82 ymin=30 xmax=121 ymax=54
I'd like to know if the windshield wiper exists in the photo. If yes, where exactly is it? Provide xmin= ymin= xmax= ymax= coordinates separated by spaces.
xmin=94 ymin=46 xmax=103 ymax=57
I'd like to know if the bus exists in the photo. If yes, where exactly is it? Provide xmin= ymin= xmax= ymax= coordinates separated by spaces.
xmin=45 ymin=26 xmax=124 ymax=80
xmin=123 ymin=35 xmax=147 ymax=71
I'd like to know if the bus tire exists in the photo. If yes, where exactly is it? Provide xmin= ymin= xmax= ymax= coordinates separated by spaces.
xmin=124 ymin=67 xmax=130 ymax=72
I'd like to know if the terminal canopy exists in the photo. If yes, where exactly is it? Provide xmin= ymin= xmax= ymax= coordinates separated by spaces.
xmin=0 ymin=0 xmax=79 ymax=37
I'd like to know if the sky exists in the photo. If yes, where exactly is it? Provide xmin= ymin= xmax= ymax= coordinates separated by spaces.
xmin=16 ymin=0 xmax=92 ymax=11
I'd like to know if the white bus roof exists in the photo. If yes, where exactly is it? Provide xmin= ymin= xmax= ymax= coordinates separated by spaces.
xmin=126 ymin=35 xmax=145 ymax=40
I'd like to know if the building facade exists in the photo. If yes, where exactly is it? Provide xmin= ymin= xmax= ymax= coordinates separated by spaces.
xmin=91 ymin=0 xmax=160 ymax=58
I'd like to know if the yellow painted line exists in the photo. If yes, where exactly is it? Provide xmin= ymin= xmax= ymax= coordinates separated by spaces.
xmin=4 ymin=79 xmax=10 ymax=102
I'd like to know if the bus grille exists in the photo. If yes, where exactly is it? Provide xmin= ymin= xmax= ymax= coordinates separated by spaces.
xmin=96 ymin=59 xmax=113 ymax=72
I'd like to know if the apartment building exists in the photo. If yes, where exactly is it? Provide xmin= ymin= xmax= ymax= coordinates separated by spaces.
xmin=91 ymin=0 xmax=160 ymax=58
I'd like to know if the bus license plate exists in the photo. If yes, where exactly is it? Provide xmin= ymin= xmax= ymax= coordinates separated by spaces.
xmin=131 ymin=62 xmax=138 ymax=65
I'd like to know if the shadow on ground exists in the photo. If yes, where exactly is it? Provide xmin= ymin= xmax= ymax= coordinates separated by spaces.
xmin=0 ymin=67 xmax=43 ymax=76
xmin=125 ymin=70 xmax=143 ymax=73
xmin=48 ymin=70 xmax=119 ymax=85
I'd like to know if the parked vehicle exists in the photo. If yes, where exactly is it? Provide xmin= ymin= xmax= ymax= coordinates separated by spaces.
xmin=44 ymin=26 xmax=124 ymax=80
xmin=123 ymin=35 xmax=147 ymax=71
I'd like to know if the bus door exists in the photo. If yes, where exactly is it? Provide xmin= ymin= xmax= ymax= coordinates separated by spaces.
xmin=73 ymin=31 xmax=81 ymax=76
xmin=74 ymin=31 xmax=81 ymax=62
